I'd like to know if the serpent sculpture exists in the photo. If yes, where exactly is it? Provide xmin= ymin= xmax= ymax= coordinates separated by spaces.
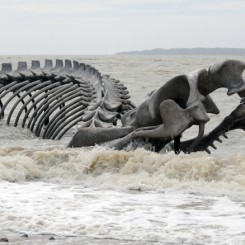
xmin=0 ymin=59 xmax=244 ymax=154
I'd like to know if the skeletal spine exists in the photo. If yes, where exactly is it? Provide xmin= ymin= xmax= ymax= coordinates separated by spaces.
xmin=0 ymin=59 xmax=134 ymax=139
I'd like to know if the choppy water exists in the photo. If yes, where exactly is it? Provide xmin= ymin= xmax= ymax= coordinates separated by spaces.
xmin=0 ymin=55 xmax=244 ymax=244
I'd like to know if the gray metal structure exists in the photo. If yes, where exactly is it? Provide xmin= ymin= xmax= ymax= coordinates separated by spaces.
xmin=0 ymin=59 xmax=134 ymax=140
xmin=0 ymin=59 xmax=244 ymax=154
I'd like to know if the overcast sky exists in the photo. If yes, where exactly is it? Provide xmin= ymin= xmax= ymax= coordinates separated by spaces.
xmin=0 ymin=0 xmax=244 ymax=54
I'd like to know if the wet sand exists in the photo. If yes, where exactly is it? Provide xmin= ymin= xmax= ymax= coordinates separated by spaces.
xmin=1 ymin=231 xmax=156 ymax=245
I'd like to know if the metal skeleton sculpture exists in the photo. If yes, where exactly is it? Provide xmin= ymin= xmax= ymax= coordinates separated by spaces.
xmin=0 ymin=59 xmax=244 ymax=154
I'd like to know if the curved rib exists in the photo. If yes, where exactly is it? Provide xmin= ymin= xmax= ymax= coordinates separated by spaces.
xmin=43 ymin=98 xmax=85 ymax=139
xmin=28 ymin=84 xmax=75 ymax=131
xmin=55 ymin=113 xmax=87 ymax=140
xmin=47 ymin=103 xmax=86 ymax=139
xmin=10 ymin=80 xmax=52 ymax=125
xmin=0 ymin=80 xmax=16 ymax=91
xmin=22 ymin=82 xmax=62 ymax=127
xmin=0 ymin=81 xmax=18 ymax=100
xmin=0 ymin=80 xmax=32 ymax=118
xmin=34 ymin=87 xmax=83 ymax=136
xmin=3 ymin=80 xmax=42 ymax=123
xmin=16 ymin=94 xmax=28 ymax=116
xmin=28 ymin=93 xmax=37 ymax=111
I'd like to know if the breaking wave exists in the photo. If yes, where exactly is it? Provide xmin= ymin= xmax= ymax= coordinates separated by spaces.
xmin=0 ymin=146 xmax=244 ymax=198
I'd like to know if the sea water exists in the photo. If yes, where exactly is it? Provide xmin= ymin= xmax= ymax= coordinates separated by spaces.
xmin=0 ymin=55 xmax=244 ymax=244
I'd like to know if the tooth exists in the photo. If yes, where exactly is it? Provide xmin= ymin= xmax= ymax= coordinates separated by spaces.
xmin=205 ymin=148 xmax=211 ymax=154
xmin=210 ymin=143 xmax=217 ymax=149
xmin=216 ymin=137 xmax=222 ymax=143
xmin=222 ymin=133 xmax=228 ymax=138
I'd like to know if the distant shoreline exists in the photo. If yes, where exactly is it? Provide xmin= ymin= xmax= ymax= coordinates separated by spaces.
xmin=115 ymin=48 xmax=245 ymax=56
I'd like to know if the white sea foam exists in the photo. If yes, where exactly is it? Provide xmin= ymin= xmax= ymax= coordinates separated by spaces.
xmin=0 ymin=146 xmax=244 ymax=200
xmin=0 ymin=181 xmax=244 ymax=244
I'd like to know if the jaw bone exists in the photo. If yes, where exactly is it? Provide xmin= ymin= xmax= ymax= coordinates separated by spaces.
xmin=177 ymin=100 xmax=245 ymax=153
